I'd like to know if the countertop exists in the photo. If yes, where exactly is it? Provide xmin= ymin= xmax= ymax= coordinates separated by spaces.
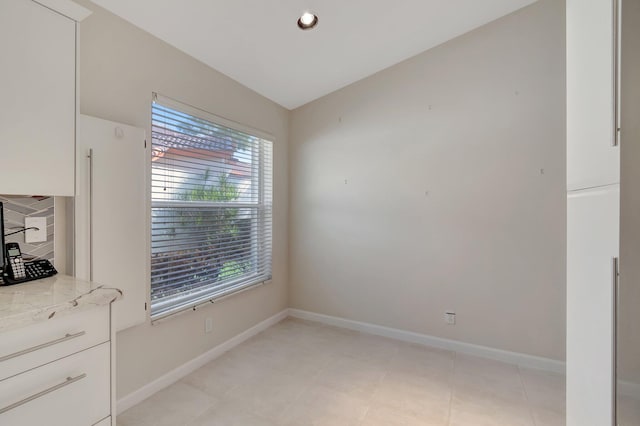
xmin=0 ymin=274 xmax=121 ymax=333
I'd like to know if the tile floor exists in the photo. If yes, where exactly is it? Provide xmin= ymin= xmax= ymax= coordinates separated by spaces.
xmin=117 ymin=318 xmax=566 ymax=426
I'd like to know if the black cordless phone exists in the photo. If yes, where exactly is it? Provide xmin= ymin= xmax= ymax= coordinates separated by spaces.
xmin=2 ymin=242 xmax=58 ymax=285
xmin=6 ymin=242 xmax=26 ymax=280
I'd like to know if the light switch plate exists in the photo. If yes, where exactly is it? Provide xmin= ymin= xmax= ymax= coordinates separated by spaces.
xmin=25 ymin=217 xmax=47 ymax=243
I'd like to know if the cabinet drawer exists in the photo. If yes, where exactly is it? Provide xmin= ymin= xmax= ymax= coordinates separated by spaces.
xmin=0 ymin=342 xmax=110 ymax=426
xmin=0 ymin=305 xmax=109 ymax=381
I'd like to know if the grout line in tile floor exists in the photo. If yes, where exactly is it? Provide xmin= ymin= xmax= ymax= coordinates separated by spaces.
xmin=518 ymin=364 xmax=539 ymax=426
xmin=446 ymin=351 xmax=456 ymax=426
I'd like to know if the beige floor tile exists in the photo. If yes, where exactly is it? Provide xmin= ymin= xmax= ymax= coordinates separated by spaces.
xmin=117 ymin=382 xmax=218 ymax=426
xmin=237 ymin=333 xmax=334 ymax=377
xmin=452 ymin=354 xmax=527 ymax=404
xmin=449 ymin=408 xmax=535 ymax=426
xmin=391 ymin=344 xmax=454 ymax=372
xmin=278 ymin=384 xmax=371 ymax=426
xmin=181 ymin=351 xmax=264 ymax=398
xmin=387 ymin=350 xmax=454 ymax=384
xmin=236 ymin=333 xmax=303 ymax=360
xmin=454 ymin=353 xmax=521 ymax=377
xmin=260 ymin=318 xmax=325 ymax=342
xmin=519 ymin=367 xmax=565 ymax=415
xmin=187 ymin=405 xmax=278 ymax=426
xmin=222 ymin=366 xmax=310 ymax=420
xmin=531 ymin=406 xmax=566 ymax=426
xmin=449 ymin=386 xmax=535 ymax=426
xmin=371 ymin=371 xmax=451 ymax=422
xmin=295 ymin=325 xmax=362 ymax=355
xmin=343 ymin=333 xmax=401 ymax=364
xmin=314 ymin=354 xmax=388 ymax=399
xmin=359 ymin=404 xmax=447 ymax=426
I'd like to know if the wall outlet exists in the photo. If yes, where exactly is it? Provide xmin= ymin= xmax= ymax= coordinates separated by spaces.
xmin=444 ymin=311 xmax=456 ymax=325
xmin=205 ymin=317 xmax=213 ymax=333
xmin=25 ymin=217 xmax=47 ymax=243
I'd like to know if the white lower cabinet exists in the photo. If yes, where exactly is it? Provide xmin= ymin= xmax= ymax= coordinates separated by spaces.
xmin=0 ymin=343 xmax=110 ymax=426
xmin=0 ymin=304 xmax=114 ymax=426
xmin=566 ymin=185 xmax=619 ymax=426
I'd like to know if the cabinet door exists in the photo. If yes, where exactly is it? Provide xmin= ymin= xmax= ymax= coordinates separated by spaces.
xmin=0 ymin=0 xmax=75 ymax=196
xmin=566 ymin=185 xmax=619 ymax=426
xmin=76 ymin=115 xmax=148 ymax=331
xmin=567 ymin=0 xmax=620 ymax=190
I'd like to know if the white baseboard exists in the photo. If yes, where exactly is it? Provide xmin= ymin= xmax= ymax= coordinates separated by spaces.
xmin=116 ymin=309 xmax=289 ymax=414
xmin=288 ymin=309 xmax=565 ymax=374
xmin=619 ymin=380 xmax=640 ymax=400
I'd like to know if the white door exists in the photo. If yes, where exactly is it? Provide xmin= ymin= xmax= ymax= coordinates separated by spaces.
xmin=76 ymin=115 xmax=148 ymax=331
xmin=566 ymin=185 xmax=619 ymax=426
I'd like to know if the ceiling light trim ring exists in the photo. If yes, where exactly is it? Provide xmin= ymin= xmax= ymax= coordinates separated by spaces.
xmin=297 ymin=12 xmax=318 ymax=30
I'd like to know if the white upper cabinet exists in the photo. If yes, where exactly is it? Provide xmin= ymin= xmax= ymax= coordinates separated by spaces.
xmin=0 ymin=0 xmax=87 ymax=196
xmin=76 ymin=115 xmax=148 ymax=332
xmin=567 ymin=0 xmax=620 ymax=191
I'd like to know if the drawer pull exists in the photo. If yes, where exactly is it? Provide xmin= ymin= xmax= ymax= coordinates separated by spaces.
xmin=0 ymin=373 xmax=87 ymax=415
xmin=0 ymin=331 xmax=86 ymax=363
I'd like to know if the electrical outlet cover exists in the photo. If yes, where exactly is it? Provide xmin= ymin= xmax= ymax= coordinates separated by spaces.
xmin=205 ymin=317 xmax=214 ymax=333
xmin=25 ymin=217 xmax=47 ymax=243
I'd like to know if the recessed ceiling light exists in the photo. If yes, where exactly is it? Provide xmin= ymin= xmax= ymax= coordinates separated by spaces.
xmin=297 ymin=11 xmax=318 ymax=30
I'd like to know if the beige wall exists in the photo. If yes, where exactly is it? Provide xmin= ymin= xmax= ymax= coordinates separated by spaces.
xmin=289 ymin=0 xmax=566 ymax=360
xmin=619 ymin=0 xmax=640 ymax=386
xmin=75 ymin=1 xmax=289 ymax=398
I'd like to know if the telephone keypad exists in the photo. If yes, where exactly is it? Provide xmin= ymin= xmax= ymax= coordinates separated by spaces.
xmin=2 ymin=258 xmax=57 ymax=285
xmin=10 ymin=257 xmax=26 ymax=279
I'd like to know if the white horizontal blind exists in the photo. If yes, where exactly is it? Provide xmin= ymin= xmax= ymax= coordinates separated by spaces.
xmin=150 ymin=94 xmax=273 ymax=319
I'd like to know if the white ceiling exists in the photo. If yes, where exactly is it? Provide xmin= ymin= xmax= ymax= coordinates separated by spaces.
xmin=90 ymin=0 xmax=537 ymax=110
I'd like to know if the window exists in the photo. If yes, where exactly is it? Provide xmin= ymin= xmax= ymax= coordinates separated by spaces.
xmin=150 ymin=94 xmax=273 ymax=319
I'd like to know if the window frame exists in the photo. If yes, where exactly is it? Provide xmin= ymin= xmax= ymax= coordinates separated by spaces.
xmin=149 ymin=93 xmax=273 ymax=321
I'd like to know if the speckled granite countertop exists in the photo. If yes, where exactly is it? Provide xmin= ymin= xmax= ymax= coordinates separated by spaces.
xmin=0 ymin=274 xmax=121 ymax=333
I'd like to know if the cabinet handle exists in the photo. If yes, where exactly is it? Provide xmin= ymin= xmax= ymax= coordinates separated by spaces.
xmin=612 ymin=0 xmax=621 ymax=146
xmin=88 ymin=148 xmax=94 ymax=281
xmin=0 ymin=373 xmax=86 ymax=415
xmin=0 ymin=331 xmax=86 ymax=363
xmin=612 ymin=256 xmax=619 ymax=426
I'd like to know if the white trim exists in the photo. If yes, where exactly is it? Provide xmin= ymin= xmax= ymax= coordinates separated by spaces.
xmin=32 ymin=0 xmax=92 ymax=22
xmin=116 ymin=309 xmax=288 ymax=415
xmin=619 ymin=380 xmax=640 ymax=400
xmin=288 ymin=309 xmax=565 ymax=374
